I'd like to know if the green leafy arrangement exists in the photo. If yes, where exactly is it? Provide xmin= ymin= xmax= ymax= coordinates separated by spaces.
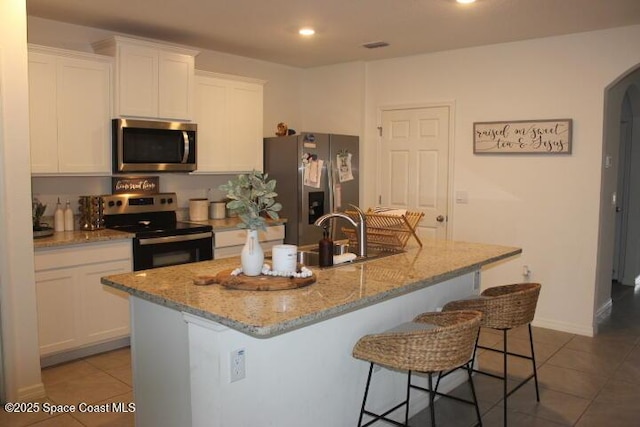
xmin=219 ymin=170 xmax=282 ymax=231
xmin=32 ymin=199 xmax=47 ymax=230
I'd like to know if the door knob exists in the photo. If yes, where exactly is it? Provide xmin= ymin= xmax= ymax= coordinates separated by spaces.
xmin=436 ymin=215 xmax=445 ymax=222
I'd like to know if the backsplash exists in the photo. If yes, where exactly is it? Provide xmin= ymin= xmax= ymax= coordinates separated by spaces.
xmin=31 ymin=174 xmax=236 ymax=219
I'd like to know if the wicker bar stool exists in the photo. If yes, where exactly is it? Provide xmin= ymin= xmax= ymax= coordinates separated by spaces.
xmin=352 ymin=310 xmax=483 ymax=427
xmin=442 ymin=282 xmax=541 ymax=426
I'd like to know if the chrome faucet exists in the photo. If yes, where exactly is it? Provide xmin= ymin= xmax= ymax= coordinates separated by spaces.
xmin=314 ymin=205 xmax=367 ymax=257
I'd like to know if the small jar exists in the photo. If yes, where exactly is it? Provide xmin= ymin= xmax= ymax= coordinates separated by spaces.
xmin=209 ymin=201 xmax=226 ymax=219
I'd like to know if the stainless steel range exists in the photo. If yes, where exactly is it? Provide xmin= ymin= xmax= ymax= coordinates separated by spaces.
xmin=103 ymin=193 xmax=213 ymax=271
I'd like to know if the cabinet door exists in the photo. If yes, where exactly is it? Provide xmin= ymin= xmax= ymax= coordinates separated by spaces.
xmin=35 ymin=241 xmax=132 ymax=357
xmin=194 ymin=76 xmax=228 ymax=172
xmin=228 ymin=81 xmax=263 ymax=172
xmin=35 ymin=268 xmax=82 ymax=356
xmin=57 ymin=57 xmax=112 ymax=173
xmin=28 ymin=52 xmax=59 ymax=173
xmin=79 ymin=259 xmax=131 ymax=344
xmin=118 ymin=44 xmax=159 ymax=118
xmin=158 ymin=51 xmax=193 ymax=120
xmin=194 ymin=75 xmax=263 ymax=173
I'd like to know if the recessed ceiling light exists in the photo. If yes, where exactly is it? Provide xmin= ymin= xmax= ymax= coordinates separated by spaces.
xmin=457 ymin=0 xmax=476 ymax=4
xmin=299 ymin=28 xmax=315 ymax=36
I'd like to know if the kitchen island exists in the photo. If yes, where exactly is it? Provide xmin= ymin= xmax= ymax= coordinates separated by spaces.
xmin=101 ymin=239 xmax=521 ymax=427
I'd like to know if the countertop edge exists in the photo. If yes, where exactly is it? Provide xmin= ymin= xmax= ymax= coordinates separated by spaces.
xmin=103 ymin=246 xmax=522 ymax=338
xmin=33 ymin=218 xmax=287 ymax=249
xmin=33 ymin=229 xmax=135 ymax=249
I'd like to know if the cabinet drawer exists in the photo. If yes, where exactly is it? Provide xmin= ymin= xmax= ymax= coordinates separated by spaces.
xmin=35 ymin=241 xmax=132 ymax=271
xmin=214 ymin=225 xmax=284 ymax=248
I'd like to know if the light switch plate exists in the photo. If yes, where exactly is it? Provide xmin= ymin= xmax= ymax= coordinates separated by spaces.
xmin=455 ymin=191 xmax=469 ymax=204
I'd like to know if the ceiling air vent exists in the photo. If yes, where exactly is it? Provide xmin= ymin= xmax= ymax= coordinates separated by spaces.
xmin=362 ymin=41 xmax=389 ymax=49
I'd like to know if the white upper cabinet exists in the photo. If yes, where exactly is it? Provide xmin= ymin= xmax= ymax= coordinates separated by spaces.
xmin=93 ymin=36 xmax=198 ymax=121
xmin=28 ymin=46 xmax=112 ymax=175
xmin=194 ymin=71 xmax=265 ymax=173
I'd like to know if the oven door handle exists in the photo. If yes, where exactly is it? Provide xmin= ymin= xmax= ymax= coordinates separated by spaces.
xmin=181 ymin=131 xmax=190 ymax=164
xmin=138 ymin=231 xmax=212 ymax=246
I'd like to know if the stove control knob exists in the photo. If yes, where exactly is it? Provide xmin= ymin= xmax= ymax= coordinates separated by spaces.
xmin=160 ymin=198 xmax=166 ymax=204
xmin=116 ymin=200 xmax=123 ymax=207
xmin=167 ymin=198 xmax=174 ymax=204
xmin=108 ymin=201 xmax=115 ymax=207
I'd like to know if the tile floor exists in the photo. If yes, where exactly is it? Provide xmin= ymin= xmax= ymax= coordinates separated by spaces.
xmin=407 ymin=282 xmax=640 ymax=426
xmin=0 ymin=347 xmax=133 ymax=427
xmin=2 ymin=282 xmax=640 ymax=426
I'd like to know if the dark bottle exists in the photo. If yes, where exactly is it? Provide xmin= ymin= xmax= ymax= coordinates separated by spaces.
xmin=318 ymin=228 xmax=334 ymax=267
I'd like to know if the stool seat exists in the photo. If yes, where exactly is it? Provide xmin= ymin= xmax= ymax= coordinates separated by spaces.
xmin=442 ymin=282 xmax=541 ymax=426
xmin=353 ymin=310 xmax=483 ymax=427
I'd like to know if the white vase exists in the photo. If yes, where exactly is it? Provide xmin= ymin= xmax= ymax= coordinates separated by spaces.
xmin=241 ymin=229 xmax=264 ymax=276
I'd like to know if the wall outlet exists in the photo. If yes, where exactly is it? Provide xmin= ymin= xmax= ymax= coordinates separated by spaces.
xmin=230 ymin=348 xmax=246 ymax=382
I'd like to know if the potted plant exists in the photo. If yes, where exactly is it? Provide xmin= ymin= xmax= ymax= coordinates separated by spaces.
xmin=219 ymin=170 xmax=282 ymax=275
xmin=32 ymin=198 xmax=54 ymax=238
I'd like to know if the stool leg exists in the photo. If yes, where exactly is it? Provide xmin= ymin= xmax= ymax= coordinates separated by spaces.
xmin=471 ymin=327 xmax=481 ymax=370
xmin=502 ymin=329 xmax=508 ymax=426
xmin=466 ymin=362 xmax=483 ymax=427
xmin=528 ymin=324 xmax=540 ymax=402
xmin=428 ymin=372 xmax=436 ymax=427
xmin=358 ymin=363 xmax=374 ymax=427
xmin=405 ymin=370 xmax=412 ymax=425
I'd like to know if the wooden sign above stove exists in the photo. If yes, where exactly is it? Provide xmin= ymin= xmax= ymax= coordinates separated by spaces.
xmin=112 ymin=176 xmax=159 ymax=194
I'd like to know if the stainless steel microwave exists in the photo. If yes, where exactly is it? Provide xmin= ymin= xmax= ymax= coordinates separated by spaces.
xmin=112 ymin=119 xmax=197 ymax=173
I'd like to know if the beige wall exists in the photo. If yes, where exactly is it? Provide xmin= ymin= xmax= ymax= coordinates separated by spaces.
xmin=307 ymin=25 xmax=640 ymax=335
xmin=287 ymin=25 xmax=640 ymax=335
xmin=0 ymin=1 xmax=45 ymax=401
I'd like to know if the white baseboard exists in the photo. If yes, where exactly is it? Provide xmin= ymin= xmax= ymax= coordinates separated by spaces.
xmin=40 ymin=337 xmax=130 ymax=368
xmin=532 ymin=318 xmax=594 ymax=337
xmin=17 ymin=383 xmax=46 ymax=401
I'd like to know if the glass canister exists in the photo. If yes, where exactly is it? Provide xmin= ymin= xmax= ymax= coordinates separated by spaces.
xmin=78 ymin=196 xmax=105 ymax=230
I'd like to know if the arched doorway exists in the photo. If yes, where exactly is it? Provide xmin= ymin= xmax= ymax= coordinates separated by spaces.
xmin=594 ymin=65 xmax=640 ymax=330
xmin=613 ymin=87 xmax=640 ymax=285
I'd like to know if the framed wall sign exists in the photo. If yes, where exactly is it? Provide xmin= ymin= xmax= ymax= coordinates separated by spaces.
xmin=473 ymin=119 xmax=572 ymax=154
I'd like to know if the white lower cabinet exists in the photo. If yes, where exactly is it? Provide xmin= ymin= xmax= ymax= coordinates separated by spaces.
xmin=214 ymin=225 xmax=285 ymax=259
xmin=34 ymin=240 xmax=132 ymax=358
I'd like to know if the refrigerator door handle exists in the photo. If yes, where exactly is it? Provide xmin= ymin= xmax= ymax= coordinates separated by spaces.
xmin=327 ymin=158 xmax=334 ymax=213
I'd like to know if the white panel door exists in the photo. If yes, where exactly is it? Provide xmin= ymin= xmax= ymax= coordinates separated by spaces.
xmin=380 ymin=106 xmax=450 ymax=240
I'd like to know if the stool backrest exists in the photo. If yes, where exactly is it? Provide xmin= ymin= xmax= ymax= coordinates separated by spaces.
xmin=353 ymin=310 xmax=482 ymax=372
xmin=480 ymin=282 xmax=541 ymax=329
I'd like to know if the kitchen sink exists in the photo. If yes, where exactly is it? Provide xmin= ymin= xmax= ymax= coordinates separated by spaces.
xmin=293 ymin=247 xmax=402 ymax=268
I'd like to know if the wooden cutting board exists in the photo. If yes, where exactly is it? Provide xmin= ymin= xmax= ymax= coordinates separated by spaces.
xmin=194 ymin=269 xmax=316 ymax=291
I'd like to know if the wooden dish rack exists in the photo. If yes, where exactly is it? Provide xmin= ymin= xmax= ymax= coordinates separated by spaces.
xmin=342 ymin=209 xmax=425 ymax=251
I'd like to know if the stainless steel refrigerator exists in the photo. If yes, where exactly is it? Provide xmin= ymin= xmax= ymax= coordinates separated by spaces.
xmin=264 ymin=132 xmax=359 ymax=246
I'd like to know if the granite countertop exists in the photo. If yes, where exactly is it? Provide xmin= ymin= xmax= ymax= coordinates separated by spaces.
xmin=33 ymin=228 xmax=135 ymax=249
xmin=101 ymin=239 xmax=521 ymax=337
xmin=32 ymin=217 xmax=286 ymax=249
